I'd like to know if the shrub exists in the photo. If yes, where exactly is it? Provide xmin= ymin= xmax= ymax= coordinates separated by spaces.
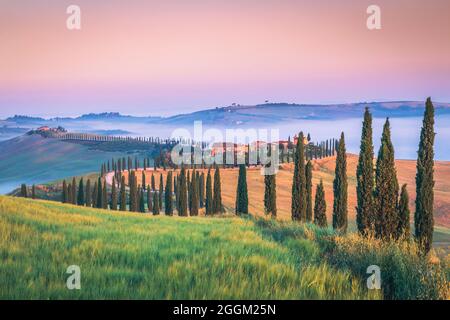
xmin=324 ymin=234 xmax=449 ymax=300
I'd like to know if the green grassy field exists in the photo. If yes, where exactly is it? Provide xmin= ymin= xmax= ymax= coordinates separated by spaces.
xmin=0 ymin=196 xmax=447 ymax=299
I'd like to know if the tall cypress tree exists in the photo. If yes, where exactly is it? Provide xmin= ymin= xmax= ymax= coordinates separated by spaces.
xmin=199 ymin=172 xmax=205 ymax=208
xmin=174 ymin=175 xmax=179 ymax=211
xmin=31 ymin=184 xmax=36 ymax=199
xmin=120 ymin=176 xmax=126 ymax=211
xmin=205 ymin=168 xmax=213 ymax=215
xmin=187 ymin=171 xmax=191 ymax=211
xmin=398 ymin=184 xmax=410 ymax=239
xmin=139 ymin=188 xmax=146 ymax=213
xmin=374 ymin=118 xmax=399 ymax=239
xmin=62 ymin=180 xmax=68 ymax=203
xmin=159 ymin=174 xmax=164 ymax=209
xmin=356 ymin=107 xmax=375 ymax=236
xmin=264 ymin=146 xmax=277 ymax=217
xmin=152 ymin=191 xmax=160 ymax=215
xmin=85 ymin=179 xmax=92 ymax=207
xmin=314 ymin=180 xmax=327 ymax=227
xmin=71 ymin=178 xmax=77 ymax=204
xmin=147 ymin=185 xmax=152 ymax=213
xmin=213 ymin=165 xmax=222 ymax=214
xmin=291 ymin=132 xmax=306 ymax=221
xmin=415 ymin=97 xmax=435 ymax=254
xmin=96 ymin=177 xmax=103 ymax=209
xmin=129 ymin=171 xmax=137 ymax=212
xmin=264 ymin=170 xmax=277 ymax=218
xmin=190 ymin=171 xmax=199 ymax=216
xmin=235 ymin=164 xmax=248 ymax=214
xmin=178 ymin=166 xmax=188 ymax=216
xmin=142 ymin=171 xmax=146 ymax=191
xmin=102 ymin=181 xmax=108 ymax=209
xmin=151 ymin=174 xmax=155 ymax=191
xmin=332 ymin=132 xmax=348 ymax=233
xmin=77 ymin=178 xmax=85 ymax=206
xmin=165 ymin=171 xmax=173 ymax=215
xmin=20 ymin=184 xmax=27 ymax=198
xmin=305 ymin=160 xmax=313 ymax=222
xmin=92 ymin=181 xmax=98 ymax=208
xmin=68 ymin=183 xmax=73 ymax=204
xmin=111 ymin=177 xmax=117 ymax=210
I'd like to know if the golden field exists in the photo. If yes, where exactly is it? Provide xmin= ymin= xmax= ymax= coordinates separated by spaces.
xmin=124 ymin=154 xmax=450 ymax=228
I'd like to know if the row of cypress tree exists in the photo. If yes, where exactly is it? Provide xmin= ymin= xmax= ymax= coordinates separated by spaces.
xmin=60 ymin=164 xmax=225 ymax=217
xmin=356 ymin=98 xmax=435 ymax=253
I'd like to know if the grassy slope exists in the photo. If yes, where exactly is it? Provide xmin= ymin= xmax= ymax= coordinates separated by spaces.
xmin=0 ymin=196 xmax=379 ymax=300
xmin=0 ymin=135 xmax=133 ymax=194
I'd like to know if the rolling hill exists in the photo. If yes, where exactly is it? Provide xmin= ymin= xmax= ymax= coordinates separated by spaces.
xmin=0 ymin=134 xmax=136 ymax=194
xmin=1 ymin=196 xmax=447 ymax=299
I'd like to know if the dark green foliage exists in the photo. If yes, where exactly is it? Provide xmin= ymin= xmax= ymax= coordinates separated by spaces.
xmin=314 ymin=180 xmax=327 ymax=227
xmin=356 ymin=107 xmax=375 ymax=236
xmin=398 ymin=184 xmax=410 ymax=239
xmin=213 ymin=165 xmax=222 ymax=214
xmin=31 ymin=185 xmax=36 ymax=199
xmin=129 ymin=171 xmax=137 ymax=212
xmin=142 ymin=171 xmax=146 ymax=190
xmin=62 ymin=180 xmax=68 ymax=203
xmin=333 ymin=132 xmax=348 ymax=233
xmin=235 ymin=164 xmax=248 ymax=215
xmin=102 ymin=181 xmax=108 ymax=209
xmin=264 ymin=147 xmax=277 ymax=218
xmin=151 ymin=174 xmax=155 ymax=191
xmin=147 ymin=185 xmax=152 ymax=213
xmin=139 ymin=188 xmax=146 ymax=213
xmin=111 ymin=177 xmax=117 ymax=210
xmin=374 ymin=119 xmax=399 ymax=240
xmin=415 ymin=98 xmax=435 ymax=254
xmin=92 ymin=181 xmax=98 ymax=208
xmin=71 ymin=177 xmax=77 ymax=204
xmin=67 ymin=183 xmax=72 ymax=204
xmin=305 ymin=160 xmax=313 ymax=222
xmin=205 ymin=169 xmax=213 ymax=215
xmin=264 ymin=171 xmax=277 ymax=218
xmin=190 ymin=171 xmax=199 ymax=216
xmin=199 ymin=172 xmax=205 ymax=208
xmin=119 ymin=176 xmax=126 ymax=211
xmin=77 ymin=178 xmax=85 ymax=206
xmin=96 ymin=177 xmax=103 ymax=209
xmin=159 ymin=174 xmax=164 ymax=209
xmin=152 ymin=191 xmax=160 ymax=215
xmin=178 ymin=166 xmax=188 ymax=216
xmin=291 ymin=132 xmax=306 ymax=221
xmin=85 ymin=179 xmax=92 ymax=207
xmin=165 ymin=172 xmax=173 ymax=215
xmin=20 ymin=184 xmax=27 ymax=198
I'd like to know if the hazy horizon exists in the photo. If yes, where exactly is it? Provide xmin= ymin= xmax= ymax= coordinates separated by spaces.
xmin=2 ymin=99 xmax=450 ymax=119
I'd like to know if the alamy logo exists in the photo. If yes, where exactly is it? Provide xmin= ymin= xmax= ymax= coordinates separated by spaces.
xmin=66 ymin=265 xmax=81 ymax=290
xmin=366 ymin=5 xmax=381 ymax=30
xmin=366 ymin=265 xmax=381 ymax=290
xmin=66 ymin=5 xmax=81 ymax=30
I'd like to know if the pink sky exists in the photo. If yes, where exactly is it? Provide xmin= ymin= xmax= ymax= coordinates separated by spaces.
xmin=1 ymin=0 xmax=449 ymax=117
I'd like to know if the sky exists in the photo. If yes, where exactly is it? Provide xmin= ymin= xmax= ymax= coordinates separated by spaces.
xmin=1 ymin=0 xmax=449 ymax=118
